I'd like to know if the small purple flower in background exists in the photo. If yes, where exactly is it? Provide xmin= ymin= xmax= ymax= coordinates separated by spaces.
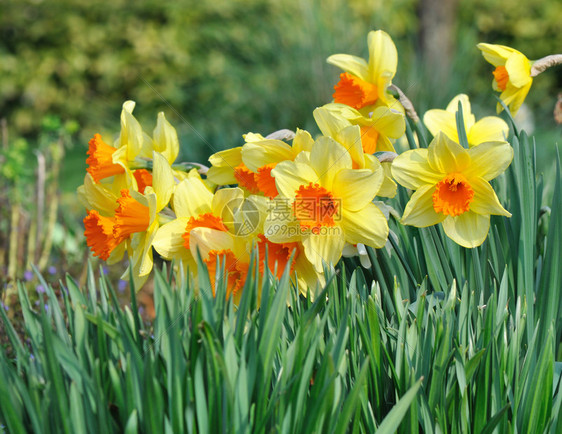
xmin=102 ymin=266 xmax=109 ymax=275
xmin=48 ymin=266 xmax=57 ymax=275
xmin=24 ymin=270 xmax=33 ymax=281
xmin=1 ymin=302 xmax=8 ymax=311
xmin=44 ymin=304 xmax=49 ymax=311
xmin=30 ymin=354 xmax=35 ymax=361
xmin=138 ymin=306 xmax=145 ymax=316
xmin=36 ymin=285 xmax=46 ymax=294
xmin=118 ymin=280 xmax=127 ymax=293
xmin=35 ymin=300 xmax=40 ymax=306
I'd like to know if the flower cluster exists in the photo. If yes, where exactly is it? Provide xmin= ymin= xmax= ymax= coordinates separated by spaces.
xmin=79 ymin=30 xmax=558 ymax=299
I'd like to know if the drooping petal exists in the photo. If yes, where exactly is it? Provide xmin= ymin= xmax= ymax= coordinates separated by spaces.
xmin=326 ymin=54 xmax=369 ymax=81
xmin=302 ymin=230 xmax=345 ymax=272
xmin=391 ymin=148 xmax=442 ymax=190
xmin=367 ymin=30 xmax=397 ymax=98
xmin=208 ymin=147 xmax=242 ymax=168
xmin=465 ymin=141 xmax=513 ymax=181
xmin=332 ymin=168 xmax=382 ymax=211
xmin=342 ymin=203 xmax=388 ymax=248
xmin=313 ymin=106 xmax=351 ymax=138
xmin=401 ymin=184 xmax=447 ymax=227
xmin=428 ymin=133 xmax=470 ymax=174
xmin=469 ymin=178 xmax=511 ymax=217
xmin=369 ymin=106 xmax=405 ymax=139
xmin=468 ymin=117 xmax=509 ymax=146
xmin=78 ymin=173 xmax=119 ymax=216
xmin=441 ymin=212 xmax=490 ymax=248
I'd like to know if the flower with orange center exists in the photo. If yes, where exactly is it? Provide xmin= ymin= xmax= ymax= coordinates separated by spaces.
xmin=423 ymin=94 xmax=509 ymax=147
xmin=86 ymin=134 xmax=125 ymax=182
xmin=266 ymin=136 xmax=388 ymax=272
xmin=313 ymin=105 xmax=403 ymax=198
xmin=327 ymin=30 xmax=399 ymax=111
xmin=391 ymin=132 xmax=513 ymax=248
xmin=477 ymin=43 xmax=533 ymax=115
xmin=333 ymin=72 xmax=379 ymax=110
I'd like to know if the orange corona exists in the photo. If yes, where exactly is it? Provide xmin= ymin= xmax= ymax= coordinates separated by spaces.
xmin=333 ymin=72 xmax=379 ymax=110
xmin=83 ymin=211 xmax=120 ymax=260
xmin=182 ymin=213 xmax=229 ymax=249
xmin=493 ymin=66 xmax=509 ymax=91
xmin=86 ymin=134 xmax=125 ymax=182
xmin=204 ymin=249 xmax=248 ymax=298
xmin=432 ymin=173 xmax=474 ymax=217
xmin=256 ymin=163 xmax=279 ymax=198
xmin=294 ymin=182 xmax=339 ymax=229
xmin=233 ymin=163 xmax=260 ymax=194
xmin=113 ymin=190 xmax=150 ymax=240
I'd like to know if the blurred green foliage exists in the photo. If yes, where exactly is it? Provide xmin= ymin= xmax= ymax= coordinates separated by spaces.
xmin=1 ymin=0 xmax=561 ymax=175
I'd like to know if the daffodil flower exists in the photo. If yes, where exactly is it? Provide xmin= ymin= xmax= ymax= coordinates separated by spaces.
xmin=391 ymin=132 xmax=513 ymax=248
xmin=313 ymin=105 xmax=402 ymax=197
xmin=81 ymin=152 xmax=174 ymax=288
xmin=207 ymin=130 xmax=315 ymax=198
xmin=266 ymin=137 xmax=388 ymax=272
xmin=424 ymin=94 xmax=509 ymax=147
xmin=86 ymin=101 xmax=180 ymax=194
xmin=328 ymin=30 xmax=399 ymax=113
xmin=477 ymin=43 xmax=533 ymax=116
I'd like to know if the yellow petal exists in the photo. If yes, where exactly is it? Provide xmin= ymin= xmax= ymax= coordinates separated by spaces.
xmin=153 ymin=112 xmax=179 ymax=164
xmin=208 ymin=147 xmax=242 ymax=168
xmin=465 ymin=141 xmax=513 ymax=181
xmin=423 ymin=109 xmax=458 ymax=141
xmin=332 ymin=168 xmax=382 ymax=211
xmin=428 ymin=133 xmax=470 ymax=173
xmin=302 ymin=230 xmax=345 ymax=272
xmin=207 ymin=165 xmax=237 ymax=185
xmin=469 ymin=178 xmax=511 ymax=217
xmin=367 ymin=30 xmax=397 ymax=89
xmin=211 ymin=187 xmax=244 ymax=222
xmin=152 ymin=218 xmax=191 ymax=260
xmin=152 ymin=151 xmax=175 ymax=212
xmin=189 ymin=227 xmax=234 ymax=260
xmin=78 ymin=174 xmax=118 ymax=215
xmin=391 ymin=148 xmax=442 ymax=190
xmin=375 ymin=160 xmax=397 ymax=198
xmin=291 ymin=129 xmax=315 ymax=155
xmin=401 ymin=184 xmax=446 ymax=227
xmin=445 ymin=94 xmax=475 ymax=129
xmin=477 ymin=43 xmax=516 ymax=66
xmin=326 ymin=54 xmax=369 ymax=81
xmin=313 ymin=106 xmax=351 ymax=138
xmin=441 ymin=212 xmax=490 ymax=248
xmin=119 ymin=101 xmax=148 ymax=160
xmin=468 ymin=117 xmax=509 ymax=146
xmin=369 ymin=106 xmax=405 ymax=139
xmin=241 ymin=140 xmax=293 ymax=172
xmin=342 ymin=203 xmax=389 ymax=248
xmin=263 ymin=216 xmax=302 ymax=243
xmin=271 ymin=161 xmax=317 ymax=198
xmin=173 ymin=178 xmax=213 ymax=218
xmin=505 ymin=52 xmax=532 ymax=88
xmin=310 ymin=137 xmax=352 ymax=190
xmin=336 ymin=125 xmax=365 ymax=168
xmin=502 ymin=81 xmax=532 ymax=116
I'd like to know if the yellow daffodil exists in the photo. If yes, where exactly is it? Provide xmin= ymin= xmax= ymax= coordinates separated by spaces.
xmin=86 ymin=101 xmax=180 ymax=195
xmin=327 ymin=30 xmax=400 ymax=113
xmin=313 ymin=105 xmax=402 ymax=197
xmin=424 ymin=94 xmax=509 ymax=147
xmin=477 ymin=43 xmax=533 ymax=115
xmin=391 ymin=132 xmax=513 ymax=248
xmin=207 ymin=130 xmax=315 ymax=198
xmin=81 ymin=152 xmax=174 ymax=287
xmin=266 ymin=136 xmax=388 ymax=272
xmin=314 ymin=103 xmax=405 ymax=154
